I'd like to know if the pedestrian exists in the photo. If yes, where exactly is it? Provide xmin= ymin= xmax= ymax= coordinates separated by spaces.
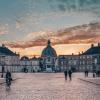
xmin=85 ymin=70 xmax=86 ymax=77
xmin=93 ymin=70 xmax=95 ymax=78
xmin=64 ymin=70 xmax=68 ymax=80
xmin=85 ymin=70 xmax=88 ymax=77
xmin=5 ymin=70 xmax=12 ymax=89
xmin=86 ymin=70 xmax=89 ymax=77
xmin=68 ymin=70 xmax=72 ymax=81
xmin=1 ymin=66 xmax=5 ymax=78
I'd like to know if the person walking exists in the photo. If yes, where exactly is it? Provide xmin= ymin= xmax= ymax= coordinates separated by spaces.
xmin=64 ymin=70 xmax=68 ymax=80
xmin=93 ymin=72 xmax=95 ymax=78
xmin=85 ymin=70 xmax=87 ymax=77
xmin=1 ymin=66 xmax=5 ymax=78
xmin=86 ymin=70 xmax=89 ymax=77
xmin=68 ymin=70 xmax=72 ymax=81
xmin=85 ymin=70 xmax=89 ymax=77
xmin=5 ymin=70 xmax=12 ymax=89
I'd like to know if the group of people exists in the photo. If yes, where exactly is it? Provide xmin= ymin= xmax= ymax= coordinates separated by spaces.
xmin=85 ymin=70 xmax=96 ymax=78
xmin=64 ymin=70 xmax=72 ymax=81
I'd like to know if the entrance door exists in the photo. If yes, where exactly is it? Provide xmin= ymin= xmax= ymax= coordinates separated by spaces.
xmin=46 ymin=65 xmax=52 ymax=72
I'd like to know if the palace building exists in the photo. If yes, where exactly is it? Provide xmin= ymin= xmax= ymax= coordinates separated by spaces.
xmin=58 ymin=43 xmax=100 ymax=72
xmin=80 ymin=43 xmax=100 ymax=72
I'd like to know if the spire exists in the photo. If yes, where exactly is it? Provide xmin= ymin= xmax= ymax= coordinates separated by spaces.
xmin=47 ymin=40 xmax=51 ymax=45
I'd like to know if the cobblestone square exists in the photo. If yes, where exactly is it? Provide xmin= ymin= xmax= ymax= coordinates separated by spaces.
xmin=0 ymin=73 xmax=100 ymax=100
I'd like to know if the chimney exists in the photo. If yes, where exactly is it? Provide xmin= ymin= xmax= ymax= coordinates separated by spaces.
xmin=72 ymin=53 xmax=74 ymax=55
xmin=78 ymin=52 xmax=80 ymax=55
xmin=2 ymin=44 xmax=5 ymax=47
xmin=91 ymin=44 xmax=94 ymax=48
xmin=98 ymin=43 xmax=100 ymax=47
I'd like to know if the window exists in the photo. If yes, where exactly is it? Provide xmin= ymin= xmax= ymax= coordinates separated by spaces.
xmin=47 ymin=57 xmax=50 ymax=62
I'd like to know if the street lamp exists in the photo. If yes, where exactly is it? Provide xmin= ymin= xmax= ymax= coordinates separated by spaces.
xmin=0 ymin=61 xmax=5 ymax=78
xmin=61 ymin=56 xmax=66 ymax=71
xmin=92 ymin=57 xmax=96 ymax=77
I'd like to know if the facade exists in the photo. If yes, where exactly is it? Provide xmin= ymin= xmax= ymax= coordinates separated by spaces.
xmin=0 ymin=42 xmax=100 ymax=73
xmin=20 ymin=56 xmax=31 ymax=72
xmin=0 ymin=44 xmax=20 ymax=72
xmin=80 ymin=44 xmax=100 ymax=72
xmin=41 ymin=40 xmax=57 ymax=72
xmin=31 ymin=57 xmax=40 ymax=72
xmin=20 ymin=56 xmax=40 ymax=72
xmin=58 ymin=43 xmax=100 ymax=72
xmin=58 ymin=55 xmax=79 ymax=72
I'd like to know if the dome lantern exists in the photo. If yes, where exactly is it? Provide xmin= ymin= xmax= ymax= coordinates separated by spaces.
xmin=47 ymin=40 xmax=51 ymax=45
xmin=41 ymin=40 xmax=57 ymax=57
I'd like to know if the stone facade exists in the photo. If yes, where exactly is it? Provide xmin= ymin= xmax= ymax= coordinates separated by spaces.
xmin=58 ymin=44 xmax=100 ymax=72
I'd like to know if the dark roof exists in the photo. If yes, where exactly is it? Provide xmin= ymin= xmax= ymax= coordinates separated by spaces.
xmin=0 ymin=46 xmax=18 ymax=56
xmin=82 ymin=46 xmax=100 ymax=55
xmin=20 ymin=56 xmax=29 ymax=60
xmin=41 ymin=40 xmax=57 ymax=57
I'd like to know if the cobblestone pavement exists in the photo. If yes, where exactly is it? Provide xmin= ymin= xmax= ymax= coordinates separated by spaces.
xmin=0 ymin=73 xmax=100 ymax=100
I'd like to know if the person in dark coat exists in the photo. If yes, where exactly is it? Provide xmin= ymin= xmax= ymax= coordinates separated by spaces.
xmin=1 ymin=66 xmax=5 ymax=78
xmin=85 ymin=70 xmax=87 ymax=77
xmin=64 ymin=70 xmax=68 ymax=80
xmin=5 ymin=70 xmax=12 ymax=87
xmin=68 ymin=70 xmax=72 ymax=81
xmin=85 ymin=70 xmax=89 ymax=77
xmin=86 ymin=70 xmax=89 ymax=77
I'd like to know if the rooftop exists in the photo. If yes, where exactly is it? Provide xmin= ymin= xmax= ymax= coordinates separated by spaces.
xmin=82 ymin=43 xmax=100 ymax=55
xmin=0 ymin=44 xmax=18 ymax=56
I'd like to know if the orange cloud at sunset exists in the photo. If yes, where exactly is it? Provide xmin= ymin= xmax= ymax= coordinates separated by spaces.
xmin=2 ymin=22 xmax=100 ymax=57
xmin=10 ymin=44 xmax=91 ymax=57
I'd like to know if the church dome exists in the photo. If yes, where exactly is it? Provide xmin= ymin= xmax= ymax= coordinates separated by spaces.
xmin=41 ymin=40 xmax=57 ymax=57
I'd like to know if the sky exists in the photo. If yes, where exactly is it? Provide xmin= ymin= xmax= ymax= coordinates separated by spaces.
xmin=0 ymin=0 xmax=100 ymax=57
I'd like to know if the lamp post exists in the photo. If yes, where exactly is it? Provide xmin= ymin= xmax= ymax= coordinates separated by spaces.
xmin=62 ymin=56 xmax=66 ymax=71
xmin=1 ymin=62 xmax=5 ymax=78
xmin=92 ymin=57 xmax=96 ymax=77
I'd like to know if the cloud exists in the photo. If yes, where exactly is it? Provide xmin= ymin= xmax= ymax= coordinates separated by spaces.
xmin=16 ymin=20 xmax=23 ymax=30
xmin=4 ymin=22 xmax=100 ymax=49
xmin=58 ymin=4 xmax=66 ymax=11
xmin=0 ymin=24 xmax=8 ymax=35
xmin=49 ymin=0 xmax=100 ymax=16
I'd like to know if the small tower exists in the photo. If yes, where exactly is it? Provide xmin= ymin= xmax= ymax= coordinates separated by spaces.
xmin=91 ymin=44 xmax=94 ymax=48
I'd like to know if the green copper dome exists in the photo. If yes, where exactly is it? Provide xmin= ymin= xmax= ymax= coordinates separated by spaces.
xmin=41 ymin=40 xmax=57 ymax=57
